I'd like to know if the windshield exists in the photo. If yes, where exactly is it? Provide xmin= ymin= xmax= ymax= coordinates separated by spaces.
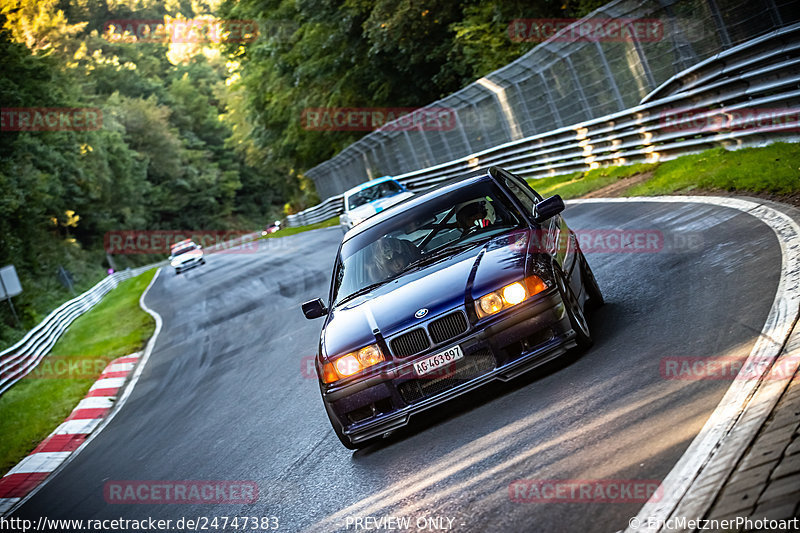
xmin=347 ymin=180 xmax=404 ymax=210
xmin=172 ymin=245 xmax=197 ymax=256
xmin=332 ymin=179 xmax=523 ymax=305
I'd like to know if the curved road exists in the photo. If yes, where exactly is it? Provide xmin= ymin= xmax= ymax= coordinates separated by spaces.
xmin=13 ymin=200 xmax=781 ymax=532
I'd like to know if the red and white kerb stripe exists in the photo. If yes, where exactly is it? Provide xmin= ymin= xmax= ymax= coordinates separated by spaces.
xmin=0 ymin=353 xmax=140 ymax=515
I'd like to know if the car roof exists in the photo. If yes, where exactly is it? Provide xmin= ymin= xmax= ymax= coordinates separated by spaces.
xmin=170 ymin=238 xmax=194 ymax=249
xmin=343 ymin=175 xmax=400 ymax=198
xmin=342 ymin=167 xmax=494 ymax=242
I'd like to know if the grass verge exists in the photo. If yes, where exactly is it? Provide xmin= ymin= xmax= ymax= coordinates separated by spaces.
xmin=262 ymin=215 xmax=339 ymax=239
xmin=0 ymin=268 xmax=157 ymax=476
xmin=526 ymin=142 xmax=800 ymax=200
xmin=528 ymin=161 xmax=658 ymax=199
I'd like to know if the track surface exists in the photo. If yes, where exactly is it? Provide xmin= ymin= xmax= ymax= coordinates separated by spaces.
xmin=13 ymin=200 xmax=781 ymax=532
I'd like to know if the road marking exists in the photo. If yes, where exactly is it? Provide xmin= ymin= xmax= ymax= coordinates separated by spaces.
xmin=567 ymin=197 xmax=800 ymax=532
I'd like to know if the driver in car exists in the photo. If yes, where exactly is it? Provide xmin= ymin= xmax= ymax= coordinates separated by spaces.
xmin=456 ymin=200 xmax=494 ymax=233
xmin=374 ymin=236 xmax=419 ymax=278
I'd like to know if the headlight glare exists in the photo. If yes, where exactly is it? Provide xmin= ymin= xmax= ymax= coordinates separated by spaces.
xmin=326 ymin=343 xmax=385 ymax=383
xmin=502 ymin=282 xmax=526 ymax=305
xmin=334 ymin=354 xmax=361 ymax=377
xmin=474 ymin=275 xmax=549 ymax=319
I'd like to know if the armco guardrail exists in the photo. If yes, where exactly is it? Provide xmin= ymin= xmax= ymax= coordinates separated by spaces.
xmin=303 ymin=0 xmax=800 ymax=200
xmin=0 ymin=264 xmax=159 ymax=396
xmin=286 ymin=23 xmax=800 ymax=227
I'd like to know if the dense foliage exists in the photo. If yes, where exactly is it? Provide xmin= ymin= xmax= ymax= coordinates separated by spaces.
xmin=219 ymin=0 xmax=605 ymax=206
xmin=0 ymin=0 xmax=282 ymax=344
xmin=0 ymin=0 xmax=604 ymax=345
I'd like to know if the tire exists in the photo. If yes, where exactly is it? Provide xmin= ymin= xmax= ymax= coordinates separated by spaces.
xmin=557 ymin=267 xmax=593 ymax=350
xmin=580 ymin=254 xmax=604 ymax=310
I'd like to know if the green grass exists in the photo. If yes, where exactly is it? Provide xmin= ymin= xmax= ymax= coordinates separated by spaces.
xmin=525 ymin=143 xmax=800 ymax=200
xmin=261 ymin=215 xmax=339 ymax=239
xmin=627 ymin=143 xmax=800 ymax=196
xmin=527 ymin=162 xmax=658 ymax=199
xmin=0 ymin=269 xmax=156 ymax=475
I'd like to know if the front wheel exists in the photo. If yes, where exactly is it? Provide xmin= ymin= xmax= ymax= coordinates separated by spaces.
xmin=557 ymin=268 xmax=593 ymax=350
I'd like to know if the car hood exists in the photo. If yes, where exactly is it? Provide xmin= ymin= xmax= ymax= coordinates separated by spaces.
xmin=348 ymin=192 xmax=414 ymax=219
xmin=173 ymin=250 xmax=202 ymax=264
xmin=322 ymin=230 xmax=532 ymax=359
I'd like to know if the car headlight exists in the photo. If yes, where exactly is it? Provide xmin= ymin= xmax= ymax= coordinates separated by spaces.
xmin=171 ymin=259 xmax=181 ymax=267
xmin=322 ymin=343 xmax=386 ymax=383
xmin=474 ymin=275 xmax=549 ymax=319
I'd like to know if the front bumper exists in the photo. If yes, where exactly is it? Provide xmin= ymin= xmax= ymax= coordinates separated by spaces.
xmin=173 ymin=256 xmax=204 ymax=272
xmin=322 ymin=289 xmax=577 ymax=445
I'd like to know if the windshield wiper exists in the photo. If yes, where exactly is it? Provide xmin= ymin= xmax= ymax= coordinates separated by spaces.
xmin=337 ymin=280 xmax=390 ymax=306
xmin=404 ymin=242 xmax=479 ymax=270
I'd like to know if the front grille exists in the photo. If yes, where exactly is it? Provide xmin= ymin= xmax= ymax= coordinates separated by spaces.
xmin=428 ymin=311 xmax=468 ymax=344
xmin=398 ymin=350 xmax=496 ymax=403
xmin=391 ymin=328 xmax=430 ymax=358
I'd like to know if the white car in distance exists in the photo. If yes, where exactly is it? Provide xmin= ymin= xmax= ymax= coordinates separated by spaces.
xmin=339 ymin=177 xmax=414 ymax=233
xmin=169 ymin=240 xmax=205 ymax=274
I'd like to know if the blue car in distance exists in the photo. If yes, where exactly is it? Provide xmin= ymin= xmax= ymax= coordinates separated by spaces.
xmin=302 ymin=166 xmax=603 ymax=449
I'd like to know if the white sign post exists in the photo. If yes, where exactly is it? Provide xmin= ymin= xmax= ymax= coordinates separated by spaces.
xmin=0 ymin=265 xmax=23 ymax=328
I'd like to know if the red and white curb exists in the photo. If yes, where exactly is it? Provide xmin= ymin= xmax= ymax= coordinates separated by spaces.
xmin=0 ymin=352 xmax=141 ymax=514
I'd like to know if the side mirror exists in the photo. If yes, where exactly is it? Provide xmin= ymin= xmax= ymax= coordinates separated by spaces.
xmin=533 ymin=195 xmax=565 ymax=223
xmin=302 ymin=298 xmax=328 ymax=319
xmin=168 ymin=255 xmax=173 ymax=261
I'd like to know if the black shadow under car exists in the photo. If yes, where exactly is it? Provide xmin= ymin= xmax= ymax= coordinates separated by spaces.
xmin=302 ymin=166 xmax=603 ymax=449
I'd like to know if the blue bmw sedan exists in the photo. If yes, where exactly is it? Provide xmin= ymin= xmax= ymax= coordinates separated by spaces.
xmin=302 ymin=166 xmax=603 ymax=449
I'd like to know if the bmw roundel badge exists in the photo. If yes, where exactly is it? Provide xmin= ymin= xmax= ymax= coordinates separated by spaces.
xmin=414 ymin=308 xmax=429 ymax=319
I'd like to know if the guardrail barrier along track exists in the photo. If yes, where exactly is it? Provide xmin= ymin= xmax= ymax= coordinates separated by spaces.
xmin=287 ymin=8 xmax=800 ymax=228
xmin=0 ymin=265 xmax=157 ymax=397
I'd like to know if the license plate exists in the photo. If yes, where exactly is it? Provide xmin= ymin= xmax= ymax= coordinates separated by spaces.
xmin=414 ymin=345 xmax=464 ymax=376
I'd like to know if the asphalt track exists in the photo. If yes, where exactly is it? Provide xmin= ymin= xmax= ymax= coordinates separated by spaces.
xmin=12 ymin=200 xmax=781 ymax=532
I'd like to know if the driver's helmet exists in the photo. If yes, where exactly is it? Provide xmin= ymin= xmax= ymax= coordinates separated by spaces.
xmin=374 ymin=236 xmax=416 ymax=276
xmin=455 ymin=198 xmax=496 ymax=231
